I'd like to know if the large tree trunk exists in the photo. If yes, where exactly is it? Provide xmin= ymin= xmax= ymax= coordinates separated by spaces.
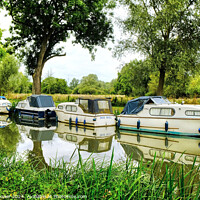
xmin=157 ymin=65 xmax=166 ymax=96
xmin=32 ymin=69 xmax=42 ymax=94
xmin=32 ymin=37 xmax=48 ymax=94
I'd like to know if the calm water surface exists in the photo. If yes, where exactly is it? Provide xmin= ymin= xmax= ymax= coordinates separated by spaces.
xmin=1 ymin=114 xmax=200 ymax=168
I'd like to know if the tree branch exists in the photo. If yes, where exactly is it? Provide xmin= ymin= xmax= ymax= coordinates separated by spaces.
xmin=44 ymin=53 xmax=66 ymax=64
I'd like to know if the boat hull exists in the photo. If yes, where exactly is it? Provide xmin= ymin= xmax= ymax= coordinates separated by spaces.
xmin=16 ymin=108 xmax=57 ymax=121
xmin=117 ymin=115 xmax=200 ymax=137
xmin=56 ymin=110 xmax=116 ymax=127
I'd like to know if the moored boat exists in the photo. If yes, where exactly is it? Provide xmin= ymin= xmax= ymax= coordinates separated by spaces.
xmin=117 ymin=96 xmax=200 ymax=136
xmin=15 ymin=95 xmax=56 ymax=121
xmin=55 ymin=98 xmax=116 ymax=127
xmin=0 ymin=96 xmax=12 ymax=114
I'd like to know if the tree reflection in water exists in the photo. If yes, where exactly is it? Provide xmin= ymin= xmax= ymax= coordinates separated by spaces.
xmin=0 ymin=115 xmax=21 ymax=153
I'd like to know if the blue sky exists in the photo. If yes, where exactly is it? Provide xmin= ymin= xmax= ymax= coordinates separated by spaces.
xmin=0 ymin=9 xmax=137 ymax=84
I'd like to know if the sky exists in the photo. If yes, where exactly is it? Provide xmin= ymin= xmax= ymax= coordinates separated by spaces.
xmin=0 ymin=8 xmax=137 ymax=84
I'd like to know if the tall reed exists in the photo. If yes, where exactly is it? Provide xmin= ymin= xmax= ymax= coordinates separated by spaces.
xmin=0 ymin=149 xmax=199 ymax=199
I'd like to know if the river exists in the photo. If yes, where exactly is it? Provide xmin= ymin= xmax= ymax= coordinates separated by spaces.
xmin=0 ymin=114 xmax=200 ymax=168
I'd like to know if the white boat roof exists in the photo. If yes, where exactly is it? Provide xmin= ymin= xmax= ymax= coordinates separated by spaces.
xmin=58 ymin=102 xmax=76 ymax=106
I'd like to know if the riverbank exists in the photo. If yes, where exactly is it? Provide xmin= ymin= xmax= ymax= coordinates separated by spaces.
xmin=0 ymin=150 xmax=199 ymax=199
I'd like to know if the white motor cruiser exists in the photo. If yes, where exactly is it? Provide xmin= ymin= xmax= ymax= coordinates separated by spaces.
xmin=117 ymin=96 xmax=200 ymax=136
xmin=56 ymin=98 xmax=116 ymax=127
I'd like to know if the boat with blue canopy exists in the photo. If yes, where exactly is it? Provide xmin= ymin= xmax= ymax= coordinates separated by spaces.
xmin=15 ymin=95 xmax=56 ymax=121
xmin=117 ymin=96 xmax=200 ymax=137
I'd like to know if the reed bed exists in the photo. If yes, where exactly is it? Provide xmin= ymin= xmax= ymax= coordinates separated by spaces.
xmin=7 ymin=93 xmax=200 ymax=107
xmin=0 ymin=149 xmax=199 ymax=199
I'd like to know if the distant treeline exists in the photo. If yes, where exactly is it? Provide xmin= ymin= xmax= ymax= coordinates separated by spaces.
xmin=2 ymin=54 xmax=200 ymax=98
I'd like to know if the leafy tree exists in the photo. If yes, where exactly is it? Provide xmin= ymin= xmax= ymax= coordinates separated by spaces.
xmin=55 ymin=78 xmax=69 ymax=94
xmin=42 ymin=77 xmax=68 ymax=94
xmin=0 ymin=54 xmax=19 ymax=94
xmin=100 ymin=80 xmax=116 ymax=94
xmin=69 ymin=78 xmax=79 ymax=90
xmin=8 ymin=72 xmax=31 ymax=93
xmin=42 ymin=77 xmax=56 ymax=94
xmin=4 ymin=0 xmax=114 ymax=94
xmin=0 ymin=122 xmax=21 ymax=153
xmin=164 ymin=69 xmax=190 ymax=98
xmin=0 ymin=28 xmax=6 ymax=61
xmin=186 ymin=75 xmax=200 ymax=97
xmin=115 ymin=0 xmax=200 ymax=95
xmin=77 ymin=74 xmax=103 ymax=94
xmin=114 ymin=59 xmax=152 ymax=96
xmin=19 ymin=73 xmax=32 ymax=93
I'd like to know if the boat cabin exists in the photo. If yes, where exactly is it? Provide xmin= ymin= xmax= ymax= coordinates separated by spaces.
xmin=27 ymin=95 xmax=55 ymax=108
xmin=17 ymin=95 xmax=55 ymax=109
xmin=75 ymin=98 xmax=113 ymax=114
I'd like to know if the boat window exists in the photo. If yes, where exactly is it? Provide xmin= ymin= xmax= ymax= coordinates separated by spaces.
xmin=66 ymin=105 xmax=72 ymax=112
xmin=58 ymin=105 xmax=63 ymax=110
xmin=79 ymin=99 xmax=89 ymax=112
xmin=71 ymin=106 xmax=77 ymax=112
xmin=185 ymin=155 xmax=200 ymax=162
xmin=98 ymin=142 xmax=109 ymax=151
xmin=97 ymin=100 xmax=112 ymax=113
xmin=65 ymin=105 xmax=77 ymax=112
xmin=185 ymin=110 xmax=200 ymax=116
xmin=98 ymin=101 xmax=109 ymax=110
xmin=21 ymin=103 xmax=26 ymax=108
xmin=149 ymin=149 xmax=175 ymax=160
xmin=2 ymin=103 xmax=6 ymax=106
xmin=66 ymin=135 xmax=77 ymax=142
xmin=152 ymin=97 xmax=171 ymax=104
xmin=150 ymin=108 xmax=175 ymax=116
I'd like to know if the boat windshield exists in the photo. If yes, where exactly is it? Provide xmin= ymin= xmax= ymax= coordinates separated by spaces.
xmin=76 ymin=98 xmax=113 ymax=114
xmin=28 ymin=95 xmax=55 ymax=108
xmin=152 ymin=97 xmax=171 ymax=104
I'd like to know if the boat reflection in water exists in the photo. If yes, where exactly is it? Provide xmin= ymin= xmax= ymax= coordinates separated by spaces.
xmin=56 ymin=122 xmax=116 ymax=156
xmin=0 ymin=115 xmax=11 ymax=128
xmin=117 ymin=130 xmax=200 ymax=165
xmin=16 ymin=119 xmax=56 ymax=141
xmin=16 ymin=119 xmax=57 ymax=170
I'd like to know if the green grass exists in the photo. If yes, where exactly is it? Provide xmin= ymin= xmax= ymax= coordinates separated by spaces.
xmin=112 ymin=106 xmax=124 ymax=115
xmin=0 ymin=149 xmax=199 ymax=199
